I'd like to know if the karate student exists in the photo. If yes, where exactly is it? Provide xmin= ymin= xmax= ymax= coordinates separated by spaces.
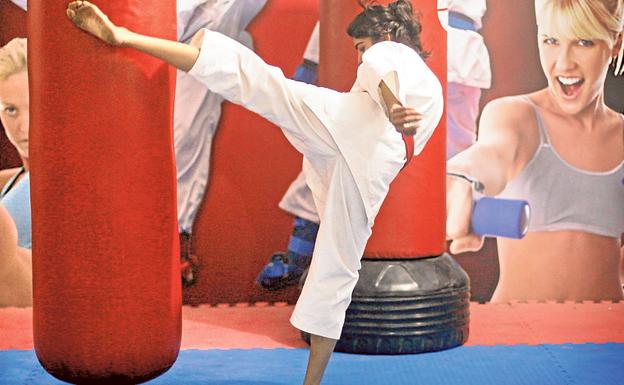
xmin=65 ymin=1 xmax=443 ymax=383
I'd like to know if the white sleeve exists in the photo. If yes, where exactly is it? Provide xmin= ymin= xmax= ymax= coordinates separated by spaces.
xmin=356 ymin=41 xmax=444 ymax=156
xmin=187 ymin=29 xmax=337 ymax=154
xmin=303 ymin=22 xmax=320 ymax=64
xmin=10 ymin=0 xmax=26 ymax=11
xmin=448 ymin=0 xmax=487 ymax=29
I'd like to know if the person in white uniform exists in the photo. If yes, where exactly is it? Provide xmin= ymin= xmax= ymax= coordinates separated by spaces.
xmin=256 ymin=23 xmax=322 ymax=289
xmin=174 ymin=0 xmax=268 ymax=285
xmin=65 ymin=0 xmax=443 ymax=383
xmin=257 ymin=9 xmax=441 ymax=290
xmin=258 ymin=2 xmax=490 ymax=290
xmin=446 ymin=0 xmax=624 ymax=302
xmin=446 ymin=0 xmax=491 ymax=158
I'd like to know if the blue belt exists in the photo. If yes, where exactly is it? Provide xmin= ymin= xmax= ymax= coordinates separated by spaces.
xmin=449 ymin=11 xmax=477 ymax=32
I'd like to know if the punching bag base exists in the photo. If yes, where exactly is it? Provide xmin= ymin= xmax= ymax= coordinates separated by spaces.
xmin=302 ymin=254 xmax=470 ymax=354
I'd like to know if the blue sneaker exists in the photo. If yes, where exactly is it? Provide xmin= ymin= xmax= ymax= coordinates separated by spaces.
xmin=256 ymin=251 xmax=310 ymax=290
xmin=256 ymin=217 xmax=318 ymax=290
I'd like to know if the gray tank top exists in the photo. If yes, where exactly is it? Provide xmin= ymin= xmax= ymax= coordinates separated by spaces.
xmin=497 ymin=97 xmax=624 ymax=238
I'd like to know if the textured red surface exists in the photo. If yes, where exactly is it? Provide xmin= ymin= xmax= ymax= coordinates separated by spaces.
xmin=480 ymin=1 xmax=546 ymax=108
xmin=3 ymin=302 xmax=623 ymax=350
xmin=28 ymin=1 xmax=181 ymax=382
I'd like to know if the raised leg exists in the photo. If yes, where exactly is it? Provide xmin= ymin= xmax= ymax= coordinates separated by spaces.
xmin=66 ymin=1 xmax=199 ymax=71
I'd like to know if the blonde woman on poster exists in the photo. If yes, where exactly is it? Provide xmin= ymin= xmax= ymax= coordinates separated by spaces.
xmin=447 ymin=0 xmax=624 ymax=302
xmin=0 ymin=37 xmax=31 ymax=307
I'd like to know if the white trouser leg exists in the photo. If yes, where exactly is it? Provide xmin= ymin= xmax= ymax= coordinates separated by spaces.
xmin=278 ymin=171 xmax=319 ymax=223
xmin=174 ymin=70 xmax=223 ymax=233
xmin=290 ymin=161 xmax=370 ymax=339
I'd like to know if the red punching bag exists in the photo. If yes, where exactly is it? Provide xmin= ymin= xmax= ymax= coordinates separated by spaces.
xmin=319 ymin=0 xmax=469 ymax=355
xmin=28 ymin=1 xmax=181 ymax=383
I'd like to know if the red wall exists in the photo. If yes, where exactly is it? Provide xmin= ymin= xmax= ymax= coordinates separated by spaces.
xmin=480 ymin=0 xmax=546 ymax=107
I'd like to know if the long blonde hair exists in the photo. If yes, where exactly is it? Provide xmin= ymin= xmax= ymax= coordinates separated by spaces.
xmin=0 ymin=38 xmax=27 ymax=81
xmin=535 ymin=0 xmax=624 ymax=75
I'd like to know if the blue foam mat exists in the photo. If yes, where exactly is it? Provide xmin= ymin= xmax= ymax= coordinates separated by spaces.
xmin=1 ymin=344 xmax=623 ymax=385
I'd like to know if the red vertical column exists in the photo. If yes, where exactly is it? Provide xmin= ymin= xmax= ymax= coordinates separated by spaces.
xmin=28 ymin=1 xmax=181 ymax=383
xmin=319 ymin=0 xmax=447 ymax=258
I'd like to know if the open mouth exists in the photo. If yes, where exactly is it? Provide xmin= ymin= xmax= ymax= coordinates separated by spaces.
xmin=557 ymin=76 xmax=584 ymax=98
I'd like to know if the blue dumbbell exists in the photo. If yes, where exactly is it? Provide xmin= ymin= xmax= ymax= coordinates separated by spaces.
xmin=472 ymin=197 xmax=530 ymax=239
xmin=448 ymin=172 xmax=530 ymax=239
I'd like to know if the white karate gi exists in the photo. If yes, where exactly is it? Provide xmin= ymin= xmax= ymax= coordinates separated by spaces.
xmin=189 ymin=30 xmax=443 ymax=338
xmin=447 ymin=0 xmax=491 ymax=158
xmin=174 ymin=0 xmax=266 ymax=233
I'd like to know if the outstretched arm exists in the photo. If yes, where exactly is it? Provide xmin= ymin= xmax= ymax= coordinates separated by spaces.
xmin=446 ymin=98 xmax=524 ymax=253
xmin=67 ymin=1 xmax=200 ymax=72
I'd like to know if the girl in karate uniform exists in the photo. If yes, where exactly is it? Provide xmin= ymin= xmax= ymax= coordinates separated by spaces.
xmin=65 ymin=1 xmax=443 ymax=383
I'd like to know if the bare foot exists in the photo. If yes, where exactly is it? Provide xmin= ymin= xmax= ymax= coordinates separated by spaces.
xmin=66 ymin=1 xmax=127 ymax=46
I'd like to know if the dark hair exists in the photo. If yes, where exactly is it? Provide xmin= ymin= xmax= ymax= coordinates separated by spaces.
xmin=347 ymin=0 xmax=430 ymax=59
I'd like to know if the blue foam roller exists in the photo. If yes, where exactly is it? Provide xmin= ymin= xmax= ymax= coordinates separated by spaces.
xmin=472 ymin=197 xmax=530 ymax=239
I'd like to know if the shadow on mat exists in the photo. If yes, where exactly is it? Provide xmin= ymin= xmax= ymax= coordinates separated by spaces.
xmin=172 ymin=381 xmax=284 ymax=385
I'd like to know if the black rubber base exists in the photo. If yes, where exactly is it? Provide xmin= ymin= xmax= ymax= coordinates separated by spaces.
xmin=303 ymin=253 xmax=470 ymax=354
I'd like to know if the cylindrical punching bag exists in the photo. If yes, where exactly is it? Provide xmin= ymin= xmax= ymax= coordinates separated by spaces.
xmin=29 ymin=1 xmax=181 ymax=383
xmin=318 ymin=0 xmax=470 ymax=354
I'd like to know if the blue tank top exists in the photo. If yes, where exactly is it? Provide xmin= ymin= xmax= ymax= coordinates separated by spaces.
xmin=1 ymin=168 xmax=31 ymax=249
xmin=498 ymin=97 xmax=624 ymax=238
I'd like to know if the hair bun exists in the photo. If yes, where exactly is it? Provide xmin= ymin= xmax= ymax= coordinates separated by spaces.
xmin=348 ymin=0 xmax=429 ymax=60
xmin=389 ymin=0 xmax=413 ymax=20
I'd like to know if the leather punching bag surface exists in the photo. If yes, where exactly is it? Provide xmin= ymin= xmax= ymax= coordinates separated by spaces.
xmin=29 ymin=1 xmax=181 ymax=383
